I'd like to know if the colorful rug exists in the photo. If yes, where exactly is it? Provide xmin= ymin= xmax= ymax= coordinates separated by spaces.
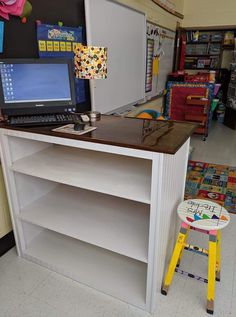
xmin=185 ymin=161 xmax=236 ymax=214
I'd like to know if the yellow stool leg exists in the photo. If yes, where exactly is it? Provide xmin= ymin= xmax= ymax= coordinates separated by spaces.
xmin=207 ymin=230 xmax=217 ymax=315
xmin=177 ymin=226 xmax=190 ymax=267
xmin=216 ymin=230 xmax=221 ymax=282
xmin=161 ymin=222 xmax=188 ymax=295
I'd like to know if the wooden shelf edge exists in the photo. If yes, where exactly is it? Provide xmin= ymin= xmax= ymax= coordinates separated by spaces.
xmin=151 ymin=0 xmax=184 ymax=19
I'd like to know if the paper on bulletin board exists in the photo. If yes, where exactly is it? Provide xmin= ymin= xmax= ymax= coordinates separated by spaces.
xmin=0 ymin=21 xmax=4 ymax=53
xmin=37 ymin=24 xmax=86 ymax=104
xmin=153 ymin=56 xmax=159 ymax=76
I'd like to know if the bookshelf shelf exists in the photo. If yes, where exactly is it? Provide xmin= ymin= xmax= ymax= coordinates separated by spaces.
xmin=18 ymin=183 xmax=150 ymax=263
xmin=185 ymin=54 xmax=220 ymax=57
xmin=22 ymin=227 xmax=147 ymax=308
xmin=186 ymin=41 xmax=222 ymax=45
xmin=11 ymin=145 xmax=152 ymax=204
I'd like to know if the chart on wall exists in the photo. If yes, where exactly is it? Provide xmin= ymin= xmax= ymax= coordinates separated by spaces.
xmin=145 ymin=22 xmax=175 ymax=99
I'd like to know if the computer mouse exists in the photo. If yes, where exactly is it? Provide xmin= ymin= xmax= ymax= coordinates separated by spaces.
xmin=74 ymin=122 xmax=86 ymax=131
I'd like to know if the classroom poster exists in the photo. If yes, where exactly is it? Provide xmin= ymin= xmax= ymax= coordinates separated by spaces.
xmin=37 ymin=24 xmax=86 ymax=103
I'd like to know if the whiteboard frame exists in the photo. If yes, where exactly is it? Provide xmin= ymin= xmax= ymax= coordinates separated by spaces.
xmin=85 ymin=0 xmax=147 ymax=113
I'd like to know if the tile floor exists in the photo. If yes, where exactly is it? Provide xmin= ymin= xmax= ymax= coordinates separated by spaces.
xmin=0 ymin=122 xmax=236 ymax=317
xmin=190 ymin=121 xmax=236 ymax=166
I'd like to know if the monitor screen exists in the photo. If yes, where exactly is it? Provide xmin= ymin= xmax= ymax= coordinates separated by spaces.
xmin=0 ymin=59 xmax=76 ymax=116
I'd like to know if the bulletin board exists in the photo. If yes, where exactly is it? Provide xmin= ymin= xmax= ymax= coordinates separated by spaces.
xmin=145 ymin=22 xmax=175 ymax=100
xmin=165 ymin=82 xmax=215 ymax=120
xmin=0 ymin=0 xmax=90 ymax=112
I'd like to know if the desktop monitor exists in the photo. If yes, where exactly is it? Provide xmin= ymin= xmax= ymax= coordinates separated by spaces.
xmin=0 ymin=58 xmax=76 ymax=116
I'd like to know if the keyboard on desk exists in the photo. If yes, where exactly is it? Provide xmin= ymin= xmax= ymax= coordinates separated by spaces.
xmin=8 ymin=113 xmax=82 ymax=127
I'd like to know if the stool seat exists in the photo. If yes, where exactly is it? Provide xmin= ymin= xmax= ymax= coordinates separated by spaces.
xmin=178 ymin=199 xmax=230 ymax=231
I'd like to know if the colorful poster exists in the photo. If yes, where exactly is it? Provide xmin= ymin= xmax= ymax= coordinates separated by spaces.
xmin=37 ymin=24 xmax=86 ymax=103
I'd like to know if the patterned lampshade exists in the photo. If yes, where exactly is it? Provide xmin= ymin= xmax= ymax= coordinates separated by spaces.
xmin=74 ymin=44 xmax=107 ymax=79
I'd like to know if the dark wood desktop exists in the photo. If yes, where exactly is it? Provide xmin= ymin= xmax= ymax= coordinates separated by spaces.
xmin=1 ymin=115 xmax=197 ymax=155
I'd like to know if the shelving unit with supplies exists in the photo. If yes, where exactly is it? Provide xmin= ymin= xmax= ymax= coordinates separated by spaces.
xmin=181 ymin=29 xmax=235 ymax=71
xmin=0 ymin=125 xmax=191 ymax=313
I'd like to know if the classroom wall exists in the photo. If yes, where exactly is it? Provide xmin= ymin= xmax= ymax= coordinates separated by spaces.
xmin=183 ymin=0 xmax=236 ymax=28
xmin=116 ymin=0 xmax=184 ymax=31
xmin=115 ymin=0 xmax=184 ymax=113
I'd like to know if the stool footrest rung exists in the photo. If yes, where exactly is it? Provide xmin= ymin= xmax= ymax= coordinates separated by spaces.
xmin=184 ymin=243 xmax=209 ymax=256
xmin=175 ymin=267 xmax=208 ymax=283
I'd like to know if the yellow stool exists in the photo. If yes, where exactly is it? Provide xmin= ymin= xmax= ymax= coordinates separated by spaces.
xmin=161 ymin=199 xmax=230 ymax=315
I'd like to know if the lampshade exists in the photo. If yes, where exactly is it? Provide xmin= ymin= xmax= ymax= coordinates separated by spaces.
xmin=74 ymin=43 xmax=107 ymax=79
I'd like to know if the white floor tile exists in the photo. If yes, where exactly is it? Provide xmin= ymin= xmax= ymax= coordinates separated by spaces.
xmin=31 ymin=271 xmax=149 ymax=317
xmin=0 ymin=252 xmax=51 ymax=296
xmin=190 ymin=121 xmax=236 ymax=166
xmin=0 ymin=285 xmax=28 ymax=317
xmin=8 ymin=297 xmax=74 ymax=317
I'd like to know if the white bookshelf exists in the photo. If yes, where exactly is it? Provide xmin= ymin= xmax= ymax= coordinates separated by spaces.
xmin=0 ymin=129 xmax=190 ymax=313
xmin=18 ymin=184 xmax=149 ymax=262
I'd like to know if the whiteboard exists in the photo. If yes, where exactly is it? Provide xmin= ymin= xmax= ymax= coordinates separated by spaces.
xmin=145 ymin=22 xmax=175 ymax=99
xmin=85 ymin=0 xmax=146 ymax=114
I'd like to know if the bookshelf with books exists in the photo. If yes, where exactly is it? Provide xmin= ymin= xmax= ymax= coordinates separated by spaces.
xmin=181 ymin=29 xmax=235 ymax=71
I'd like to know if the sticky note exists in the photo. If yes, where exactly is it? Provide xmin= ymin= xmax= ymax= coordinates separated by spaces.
xmin=53 ymin=41 xmax=60 ymax=51
xmin=153 ymin=57 xmax=159 ymax=76
xmin=46 ymin=41 xmax=53 ymax=51
xmin=66 ymin=42 xmax=72 ymax=51
xmin=60 ymin=41 xmax=66 ymax=51
xmin=38 ymin=40 xmax=46 ymax=51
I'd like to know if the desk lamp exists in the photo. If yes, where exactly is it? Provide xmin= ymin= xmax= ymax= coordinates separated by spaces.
xmin=74 ymin=43 xmax=107 ymax=79
xmin=73 ymin=43 xmax=107 ymax=123
xmin=74 ymin=43 xmax=107 ymax=116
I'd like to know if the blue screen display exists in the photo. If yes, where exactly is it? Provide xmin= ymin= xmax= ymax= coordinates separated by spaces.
xmin=0 ymin=63 xmax=72 ymax=104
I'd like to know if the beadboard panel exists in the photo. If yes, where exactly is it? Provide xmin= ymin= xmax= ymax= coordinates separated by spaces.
xmin=153 ymin=139 xmax=189 ymax=298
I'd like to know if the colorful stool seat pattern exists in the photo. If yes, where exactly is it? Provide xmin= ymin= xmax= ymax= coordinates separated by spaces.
xmin=161 ymin=199 xmax=230 ymax=315
xmin=178 ymin=199 xmax=230 ymax=231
